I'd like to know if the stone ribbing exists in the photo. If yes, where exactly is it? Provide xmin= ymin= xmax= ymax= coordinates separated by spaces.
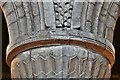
xmin=1 ymin=1 xmax=119 ymax=43
xmin=0 ymin=0 xmax=120 ymax=79
xmin=11 ymin=45 xmax=111 ymax=78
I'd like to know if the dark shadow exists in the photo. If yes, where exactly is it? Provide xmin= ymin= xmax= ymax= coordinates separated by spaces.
xmin=111 ymin=17 xmax=120 ymax=79
xmin=2 ymin=12 xmax=11 ymax=79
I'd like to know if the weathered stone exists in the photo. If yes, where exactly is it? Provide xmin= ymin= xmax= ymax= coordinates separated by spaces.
xmin=43 ymin=1 xmax=56 ymax=29
xmin=8 ymin=22 xmax=19 ymax=43
xmin=1 ymin=1 xmax=120 ymax=79
xmin=106 ymin=15 xmax=116 ymax=30
xmin=108 ymin=3 xmax=119 ymax=20
xmin=11 ymin=45 xmax=111 ymax=78
xmin=105 ymin=27 xmax=114 ymax=43
xmin=2 ymin=2 xmax=14 ymax=16
xmin=71 ymin=1 xmax=83 ymax=29
xmin=17 ymin=7 xmax=25 ymax=18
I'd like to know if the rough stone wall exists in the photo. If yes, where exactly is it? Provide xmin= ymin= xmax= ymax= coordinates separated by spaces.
xmin=0 ymin=0 xmax=120 ymax=79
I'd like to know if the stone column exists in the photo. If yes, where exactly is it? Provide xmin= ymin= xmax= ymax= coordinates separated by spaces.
xmin=1 ymin=0 xmax=120 ymax=79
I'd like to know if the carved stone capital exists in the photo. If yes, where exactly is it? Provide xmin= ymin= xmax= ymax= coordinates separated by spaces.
xmin=1 ymin=1 xmax=119 ymax=79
